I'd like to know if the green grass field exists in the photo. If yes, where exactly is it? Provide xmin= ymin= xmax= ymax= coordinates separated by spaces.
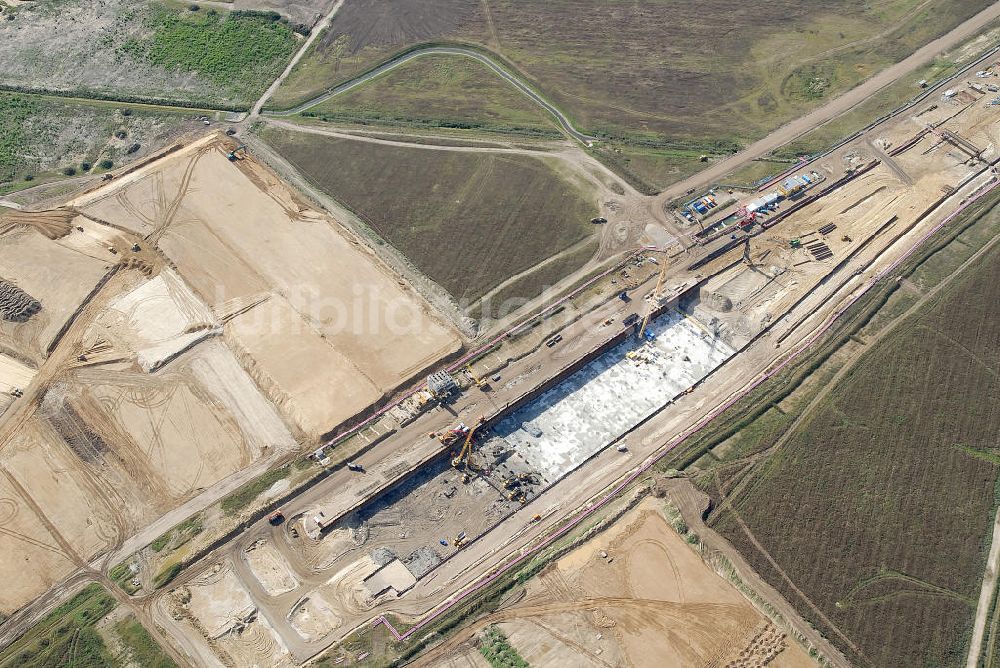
xmin=0 ymin=584 xmax=175 ymax=668
xmin=676 ymin=196 xmax=1000 ymax=668
xmin=260 ymin=124 xmax=598 ymax=306
xmin=122 ymin=5 xmax=299 ymax=103
xmin=304 ymin=54 xmax=560 ymax=137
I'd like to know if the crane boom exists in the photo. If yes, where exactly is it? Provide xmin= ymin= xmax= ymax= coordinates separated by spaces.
xmin=638 ymin=256 xmax=669 ymax=339
xmin=451 ymin=417 xmax=485 ymax=470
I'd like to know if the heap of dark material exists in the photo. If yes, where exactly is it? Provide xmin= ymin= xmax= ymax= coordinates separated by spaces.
xmin=0 ymin=279 xmax=41 ymax=321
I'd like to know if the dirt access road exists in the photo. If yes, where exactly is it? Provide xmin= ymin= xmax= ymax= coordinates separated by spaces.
xmin=653 ymin=2 xmax=1000 ymax=204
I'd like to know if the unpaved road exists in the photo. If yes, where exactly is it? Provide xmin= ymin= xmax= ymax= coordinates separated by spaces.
xmin=665 ymin=479 xmax=852 ymax=668
xmin=264 ymin=46 xmax=598 ymax=144
xmin=653 ymin=2 xmax=1000 ymax=203
xmin=250 ymin=0 xmax=346 ymax=117
xmin=969 ymin=509 xmax=1000 ymax=668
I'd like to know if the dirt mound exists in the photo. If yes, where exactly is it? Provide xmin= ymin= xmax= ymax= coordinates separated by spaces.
xmin=0 ymin=279 xmax=41 ymax=321
xmin=0 ymin=209 xmax=75 ymax=239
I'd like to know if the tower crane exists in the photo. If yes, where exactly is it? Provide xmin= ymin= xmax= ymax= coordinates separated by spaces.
xmin=638 ymin=253 xmax=669 ymax=340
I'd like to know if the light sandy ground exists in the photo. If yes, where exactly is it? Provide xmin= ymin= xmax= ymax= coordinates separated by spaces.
xmin=288 ymin=592 xmax=342 ymax=642
xmin=215 ymin=612 xmax=294 ymax=668
xmin=183 ymin=563 xmax=257 ymax=639
xmin=76 ymin=141 xmax=460 ymax=437
xmin=244 ymin=539 xmax=299 ymax=597
xmin=226 ymin=295 xmax=380 ymax=437
xmin=0 ymin=466 xmax=78 ymax=616
xmin=493 ymin=499 xmax=815 ymax=668
xmin=0 ymin=337 xmax=296 ymax=616
xmin=1 ymin=415 xmax=122 ymax=561
xmin=98 ymin=268 xmax=219 ymax=371
xmin=0 ymin=227 xmax=111 ymax=362
xmin=0 ymin=353 xmax=35 ymax=414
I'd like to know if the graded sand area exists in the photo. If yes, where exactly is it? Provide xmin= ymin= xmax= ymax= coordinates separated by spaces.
xmin=0 ymin=226 xmax=112 ymax=363
xmin=244 ymin=539 xmax=299 ymax=596
xmin=0 ymin=471 xmax=78 ymax=617
xmin=0 ymin=338 xmax=296 ymax=616
xmin=74 ymin=139 xmax=460 ymax=437
xmin=491 ymin=499 xmax=815 ymax=667
xmin=0 ymin=353 xmax=35 ymax=415
xmin=97 ymin=268 xmax=220 ymax=371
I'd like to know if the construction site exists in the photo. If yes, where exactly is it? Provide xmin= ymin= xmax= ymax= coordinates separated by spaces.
xmin=1 ymin=42 xmax=1000 ymax=668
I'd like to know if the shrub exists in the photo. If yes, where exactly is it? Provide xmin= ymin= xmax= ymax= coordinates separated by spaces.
xmin=100 ymin=159 xmax=113 ymax=169
xmin=153 ymin=563 xmax=182 ymax=589
xmin=23 ymin=174 xmax=32 ymax=181
xmin=81 ymin=161 xmax=92 ymax=171
xmin=62 ymin=167 xmax=76 ymax=176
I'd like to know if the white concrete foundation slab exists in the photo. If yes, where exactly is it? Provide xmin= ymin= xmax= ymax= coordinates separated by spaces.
xmin=489 ymin=309 xmax=735 ymax=481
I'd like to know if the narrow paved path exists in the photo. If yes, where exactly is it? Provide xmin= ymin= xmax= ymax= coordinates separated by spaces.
xmin=969 ymin=509 xmax=1000 ymax=668
xmin=264 ymin=46 xmax=598 ymax=144
xmin=250 ymin=0 xmax=346 ymax=117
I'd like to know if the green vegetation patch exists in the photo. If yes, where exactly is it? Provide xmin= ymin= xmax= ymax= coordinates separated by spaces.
xmin=112 ymin=618 xmax=177 ymax=668
xmin=0 ymin=94 xmax=36 ymax=183
xmin=261 ymin=125 xmax=598 ymax=305
xmin=220 ymin=464 xmax=291 ymax=514
xmin=0 ymin=91 xmax=196 ymax=193
xmin=479 ymin=626 xmax=529 ymax=667
xmin=122 ymin=5 xmax=297 ymax=102
xmin=305 ymin=54 xmax=560 ymax=137
xmin=0 ymin=584 xmax=115 ymax=668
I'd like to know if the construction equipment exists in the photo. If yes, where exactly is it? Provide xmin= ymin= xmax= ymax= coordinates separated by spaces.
xmin=268 ymin=510 xmax=284 ymax=525
xmin=638 ymin=253 xmax=669 ymax=339
xmin=925 ymin=125 xmax=983 ymax=159
xmin=454 ymin=531 xmax=467 ymax=548
xmin=227 ymin=144 xmax=247 ymax=161
xmin=465 ymin=364 xmax=488 ymax=390
xmin=438 ymin=423 xmax=470 ymax=447
xmin=451 ymin=418 xmax=485 ymax=471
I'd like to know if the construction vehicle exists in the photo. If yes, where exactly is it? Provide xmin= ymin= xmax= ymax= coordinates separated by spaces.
xmin=438 ymin=423 xmax=470 ymax=447
xmin=451 ymin=418 xmax=485 ymax=472
xmin=454 ymin=531 xmax=467 ymax=548
xmin=346 ymin=462 xmax=364 ymax=472
xmin=227 ymin=144 xmax=248 ymax=161
xmin=268 ymin=510 xmax=284 ymax=525
xmin=465 ymin=364 xmax=488 ymax=390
